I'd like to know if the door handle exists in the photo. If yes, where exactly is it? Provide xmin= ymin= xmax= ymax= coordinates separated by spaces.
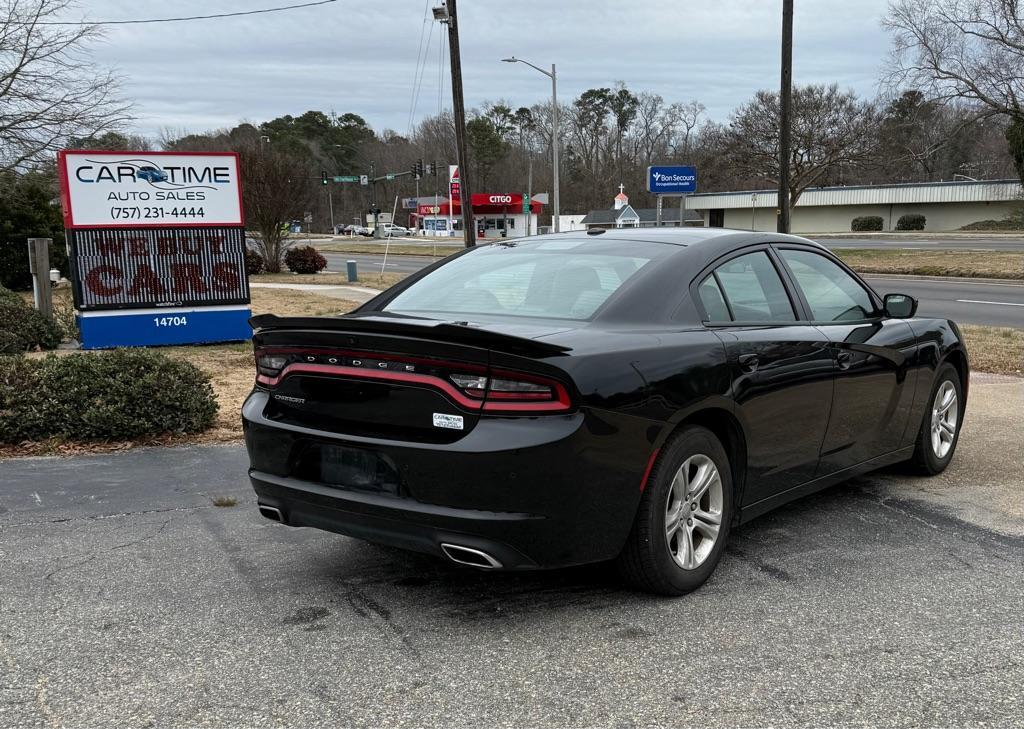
xmin=836 ymin=351 xmax=853 ymax=370
xmin=738 ymin=353 xmax=760 ymax=373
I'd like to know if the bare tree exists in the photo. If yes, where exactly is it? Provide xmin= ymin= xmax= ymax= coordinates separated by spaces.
xmin=884 ymin=0 xmax=1024 ymax=181
xmin=234 ymin=140 xmax=314 ymax=273
xmin=723 ymin=84 xmax=880 ymax=205
xmin=0 ymin=0 xmax=130 ymax=171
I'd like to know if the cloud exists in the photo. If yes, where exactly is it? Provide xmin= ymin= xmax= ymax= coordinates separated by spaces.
xmin=82 ymin=0 xmax=893 ymax=139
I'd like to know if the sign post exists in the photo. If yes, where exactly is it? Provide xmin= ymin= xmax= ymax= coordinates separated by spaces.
xmin=647 ymin=165 xmax=697 ymax=228
xmin=27 ymin=238 xmax=53 ymax=322
xmin=57 ymin=150 xmax=251 ymax=349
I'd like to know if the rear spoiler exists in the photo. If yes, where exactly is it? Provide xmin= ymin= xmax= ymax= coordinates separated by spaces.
xmin=249 ymin=314 xmax=572 ymax=357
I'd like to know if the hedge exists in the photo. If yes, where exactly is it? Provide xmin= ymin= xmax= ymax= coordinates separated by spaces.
xmin=284 ymin=245 xmax=327 ymax=274
xmin=896 ymin=213 xmax=926 ymax=231
xmin=245 ymin=249 xmax=265 ymax=275
xmin=851 ymin=216 xmax=884 ymax=232
xmin=0 ymin=284 xmax=62 ymax=353
xmin=0 ymin=349 xmax=218 ymax=443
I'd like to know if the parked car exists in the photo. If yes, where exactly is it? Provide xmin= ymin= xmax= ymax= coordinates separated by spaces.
xmin=341 ymin=224 xmax=371 ymax=237
xmin=243 ymin=229 xmax=968 ymax=595
xmin=379 ymin=223 xmax=410 ymax=237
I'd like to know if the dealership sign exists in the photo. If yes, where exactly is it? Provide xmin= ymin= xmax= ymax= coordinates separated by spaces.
xmin=57 ymin=150 xmax=251 ymax=349
xmin=646 ymin=165 xmax=697 ymax=195
xmin=58 ymin=151 xmax=243 ymax=227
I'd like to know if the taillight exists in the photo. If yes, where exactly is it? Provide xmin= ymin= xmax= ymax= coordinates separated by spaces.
xmin=256 ymin=354 xmax=288 ymax=378
xmin=449 ymin=370 xmax=572 ymax=412
xmin=254 ymin=347 xmax=572 ymax=414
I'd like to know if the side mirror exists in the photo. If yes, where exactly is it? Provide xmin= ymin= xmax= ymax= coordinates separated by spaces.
xmin=883 ymin=293 xmax=918 ymax=318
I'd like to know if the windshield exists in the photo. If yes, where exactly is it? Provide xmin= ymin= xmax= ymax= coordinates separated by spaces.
xmin=384 ymin=238 xmax=668 ymax=321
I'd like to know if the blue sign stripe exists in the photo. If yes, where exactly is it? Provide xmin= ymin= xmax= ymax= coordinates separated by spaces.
xmin=79 ymin=307 xmax=252 ymax=349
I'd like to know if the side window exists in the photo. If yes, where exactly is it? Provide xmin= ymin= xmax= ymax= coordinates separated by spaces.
xmin=697 ymin=275 xmax=731 ymax=322
xmin=779 ymin=249 xmax=876 ymax=321
xmin=712 ymin=251 xmax=796 ymax=322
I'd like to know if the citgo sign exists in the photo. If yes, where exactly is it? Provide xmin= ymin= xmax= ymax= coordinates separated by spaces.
xmin=57 ymin=150 xmax=251 ymax=349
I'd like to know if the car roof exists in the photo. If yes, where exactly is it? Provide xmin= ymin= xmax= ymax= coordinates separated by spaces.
xmin=538 ymin=227 xmax=823 ymax=249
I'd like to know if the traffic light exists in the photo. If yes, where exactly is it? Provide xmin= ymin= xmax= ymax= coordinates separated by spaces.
xmin=426 ymin=161 xmax=437 ymax=176
xmin=412 ymin=159 xmax=424 ymax=180
xmin=321 ymin=170 xmax=328 ymax=185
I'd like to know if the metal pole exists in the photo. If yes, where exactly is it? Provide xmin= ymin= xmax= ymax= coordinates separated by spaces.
xmin=446 ymin=0 xmax=476 ymax=247
xmin=656 ymin=195 xmax=663 ymax=227
xmin=526 ymin=156 xmax=533 ymax=237
xmin=751 ymin=192 xmax=757 ymax=230
xmin=370 ymin=161 xmax=380 ymax=237
xmin=328 ymin=187 xmax=335 ymax=233
xmin=778 ymin=0 xmax=793 ymax=234
xmin=27 ymin=238 xmax=53 ymax=321
xmin=679 ymin=195 xmax=686 ymax=228
xmin=551 ymin=63 xmax=560 ymax=233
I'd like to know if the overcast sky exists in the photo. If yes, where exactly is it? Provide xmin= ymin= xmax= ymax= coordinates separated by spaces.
xmin=78 ymin=0 xmax=894 ymax=140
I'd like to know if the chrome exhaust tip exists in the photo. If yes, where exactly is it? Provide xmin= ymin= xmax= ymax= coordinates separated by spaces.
xmin=440 ymin=543 xmax=502 ymax=569
xmin=258 ymin=504 xmax=284 ymax=523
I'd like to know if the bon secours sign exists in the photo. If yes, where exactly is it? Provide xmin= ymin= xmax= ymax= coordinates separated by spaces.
xmin=646 ymin=165 xmax=697 ymax=195
xmin=57 ymin=150 xmax=251 ymax=349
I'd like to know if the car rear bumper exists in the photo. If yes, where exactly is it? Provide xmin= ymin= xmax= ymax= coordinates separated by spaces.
xmin=242 ymin=391 xmax=655 ymax=569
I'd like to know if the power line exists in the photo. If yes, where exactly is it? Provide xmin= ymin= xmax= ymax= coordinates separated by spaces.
xmin=30 ymin=0 xmax=338 ymax=26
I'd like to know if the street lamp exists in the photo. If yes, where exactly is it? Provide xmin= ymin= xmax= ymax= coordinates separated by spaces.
xmin=501 ymin=56 xmax=560 ymax=233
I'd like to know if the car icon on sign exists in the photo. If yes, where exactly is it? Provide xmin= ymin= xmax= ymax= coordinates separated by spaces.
xmin=136 ymin=165 xmax=168 ymax=183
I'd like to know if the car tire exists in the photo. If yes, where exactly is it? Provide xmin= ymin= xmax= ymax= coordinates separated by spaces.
xmin=616 ymin=426 xmax=734 ymax=596
xmin=909 ymin=362 xmax=964 ymax=476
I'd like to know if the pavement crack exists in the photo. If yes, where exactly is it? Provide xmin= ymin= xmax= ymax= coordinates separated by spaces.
xmin=44 ymin=518 xmax=173 ymax=581
xmin=109 ymin=518 xmax=171 ymax=551
xmin=2 ymin=504 xmax=212 ymax=530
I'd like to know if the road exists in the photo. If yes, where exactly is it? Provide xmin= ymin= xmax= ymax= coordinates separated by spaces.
xmin=323 ymin=252 xmax=1024 ymax=328
xmin=865 ymin=276 xmax=1024 ymax=328
xmin=1 ymin=375 xmax=1022 ymax=727
xmin=317 ymin=235 xmax=1024 ymax=252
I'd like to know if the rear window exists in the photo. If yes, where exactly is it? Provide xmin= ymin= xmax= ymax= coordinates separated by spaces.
xmin=383 ymin=240 xmax=663 ymax=320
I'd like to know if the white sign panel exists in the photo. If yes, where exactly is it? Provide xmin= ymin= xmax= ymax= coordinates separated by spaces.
xmin=58 ymin=151 xmax=243 ymax=228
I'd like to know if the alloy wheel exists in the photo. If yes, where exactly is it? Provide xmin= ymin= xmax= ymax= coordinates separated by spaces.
xmin=664 ymin=454 xmax=723 ymax=570
xmin=930 ymin=381 xmax=958 ymax=459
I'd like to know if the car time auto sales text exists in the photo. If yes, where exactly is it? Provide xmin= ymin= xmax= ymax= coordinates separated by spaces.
xmin=74 ymin=164 xmax=231 ymax=185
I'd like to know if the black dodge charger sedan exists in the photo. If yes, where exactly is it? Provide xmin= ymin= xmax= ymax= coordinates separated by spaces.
xmin=243 ymin=229 xmax=968 ymax=594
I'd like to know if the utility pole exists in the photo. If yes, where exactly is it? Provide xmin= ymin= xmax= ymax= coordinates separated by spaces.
xmin=442 ymin=0 xmax=475 ymax=247
xmin=778 ymin=0 xmax=793 ymax=234
xmin=550 ymin=63 xmax=560 ymax=233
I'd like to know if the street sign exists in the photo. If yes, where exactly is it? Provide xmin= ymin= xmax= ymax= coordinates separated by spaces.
xmin=385 ymin=173 xmax=396 ymax=181
xmin=647 ymin=165 xmax=697 ymax=195
xmin=333 ymin=175 xmax=359 ymax=183
xmin=359 ymin=175 xmax=369 ymax=185
xmin=522 ymin=193 xmax=530 ymax=214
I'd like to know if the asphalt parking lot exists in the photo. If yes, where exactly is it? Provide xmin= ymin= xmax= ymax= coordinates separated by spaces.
xmin=1 ymin=376 xmax=1022 ymax=728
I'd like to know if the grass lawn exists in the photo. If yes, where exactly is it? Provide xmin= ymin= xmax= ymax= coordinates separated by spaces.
xmin=959 ymin=325 xmax=1024 ymax=378
xmin=835 ymin=249 xmax=1024 ymax=280
xmin=250 ymin=271 xmax=407 ymax=290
